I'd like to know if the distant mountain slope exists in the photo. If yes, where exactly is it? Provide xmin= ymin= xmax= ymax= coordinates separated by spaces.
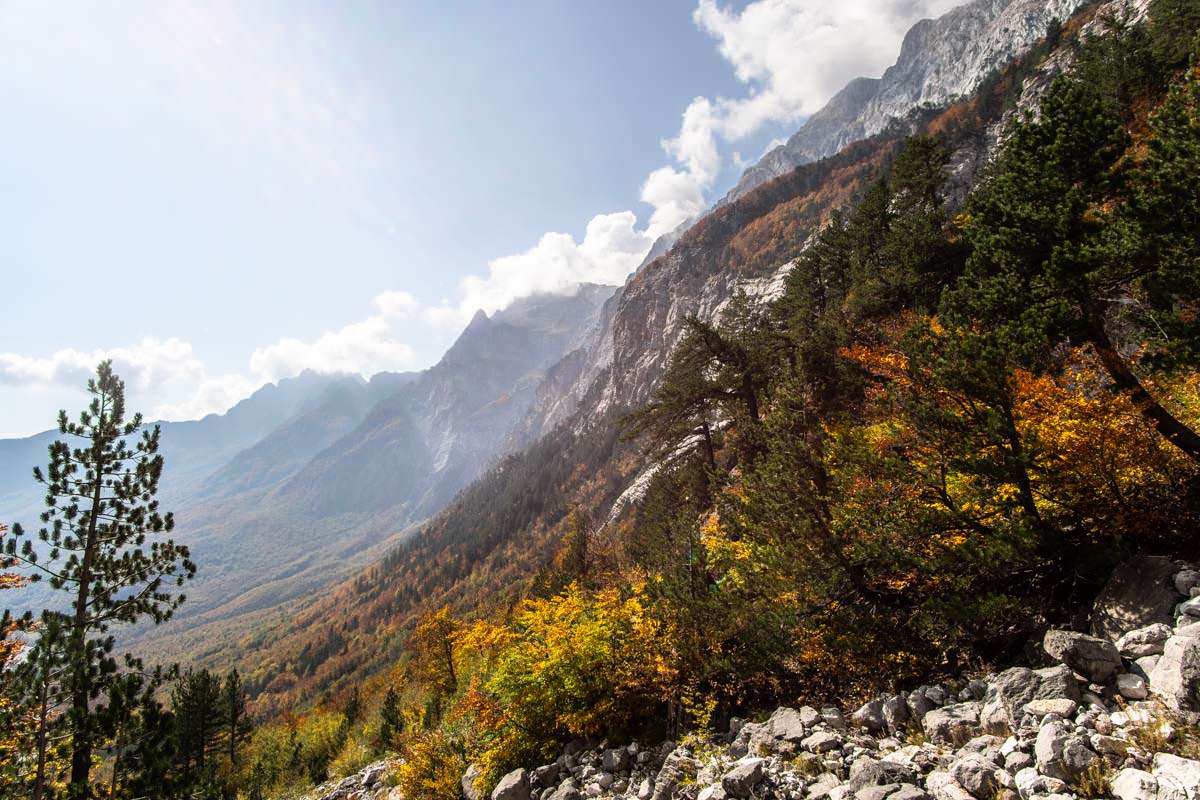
xmin=725 ymin=0 xmax=1088 ymax=202
xmin=118 ymin=284 xmax=618 ymax=659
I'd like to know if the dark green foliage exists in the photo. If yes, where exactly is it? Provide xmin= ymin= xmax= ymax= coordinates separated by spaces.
xmin=172 ymin=668 xmax=224 ymax=782
xmin=376 ymin=685 xmax=404 ymax=755
xmin=1149 ymin=0 xmax=1200 ymax=70
xmin=4 ymin=361 xmax=195 ymax=797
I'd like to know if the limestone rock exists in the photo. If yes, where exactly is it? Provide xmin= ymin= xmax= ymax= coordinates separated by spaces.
xmin=721 ymin=759 xmax=764 ymax=799
xmin=1093 ymin=556 xmax=1182 ymax=641
xmin=949 ymin=754 xmax=1001 ymax=800
xmin=924 ymin=702 xmax=982 ymax=746
xmin=493 ymin=769 xmax=531 ymax=800
xmin=1119 ymin=624 xmax=1175 ymax=658
xmin=1043 ymin=629 xmax=1123 ymax=683
xmin=1150 ymin=635 xmax=1200 ymax=711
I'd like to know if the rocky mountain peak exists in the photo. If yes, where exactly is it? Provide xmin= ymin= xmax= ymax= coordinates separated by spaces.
xmin=724 ymin=0 xmax=1089 ymax=203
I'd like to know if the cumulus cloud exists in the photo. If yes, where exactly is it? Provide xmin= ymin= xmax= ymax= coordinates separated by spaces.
xmin=426 ymin=211 xmax=655 ymax=326
xmin=680 ymin=0 xmax=964 ymax=170
xmin=0 ymin=338 xmax=205 ymax=393
xmin=0 ymin=289 xmax=425 ymax=423
xmin=249 ymin=314 xmax=417 ymax=383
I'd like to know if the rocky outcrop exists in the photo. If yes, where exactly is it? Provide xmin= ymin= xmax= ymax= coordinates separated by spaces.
xmin=725 ymin=0 xmax=1089 ymax=203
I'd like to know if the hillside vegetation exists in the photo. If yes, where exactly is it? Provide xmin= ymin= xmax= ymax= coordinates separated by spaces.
xmin=3 ymin=1 xmax=1200 ymax=798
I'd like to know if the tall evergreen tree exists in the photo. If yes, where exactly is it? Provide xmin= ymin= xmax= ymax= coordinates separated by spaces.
xmin=172 ymin=668 xmax=224 ymax=781
xmin=223 ymin=669 xmax=250 ymax=768
xmin=4 ymin=360 xmax=196 ymax=797
xmin=376 ymin=685 xmax=403 ymax=755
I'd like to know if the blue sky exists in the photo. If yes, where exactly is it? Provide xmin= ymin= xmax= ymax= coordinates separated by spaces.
xmin=0 ymin=0 xmax=962 ymax=438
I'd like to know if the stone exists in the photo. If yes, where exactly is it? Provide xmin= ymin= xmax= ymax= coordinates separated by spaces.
xmin=848 ymin=757 xmax=919 ymax=793
xmin=808 ymin=773 xmax=843 ymax=800
xmin=1093 ymin=556 xmax=1183 ymax=641
xmin=548 ymin=782 xmax=581 ymax=800
xmin=1111 ymin=768 xmax=1186 ymax=800
xmin=1153 ymin=753 xmax=1200 ymax=800
xmin=601 ymin=748 xmax=629 ymax=773
xmin=1150 ymin=635 xmax=1200 ymax=711
xmin=1119 ymin=624 xmax=1175 ymax=658
xmin=636 ymin=778 xmax=653 ymax=800
xmin=855 ymin=784 xmax=899 ymax=800
xmin=799 ymin=706 xmax=823 ymax=727
xmin=1023 ymin=698 xmax=1078 ymax=718
xmin=853 ymin=699 xmax=888 ymax=732
xmin=697 ymin=786 xmax=728 ymax=800
xmin=823 ymin=707 xmax=849 ymax=730
xmin=889 ymin=786 xmax=930 ymax=800
xmin=925 ymin=686 xmax=949 ymax=706
xmin=804 ymin=731 xmax=843 ymax=754
xmin=493 ymin=769 xmax=531 ymax=800
xmin=1181 ymin=597 xmax=1200 ymax=619
xmin=721 ymin=759 xmax=765 ymax=798
xmin=980 ymin=666 xmax=1080 ymax=735
xmin=1034 ymin=719 xmax=1099 ymax=782
xmin=533 ymin=765 xmax=560 ymax=789
xmin=1136 ymin=655 xmax=1163 ymax=680
xmin=923 ymin=702 xmax=982 ymax=745
xmin=768 ymin=707 xmax=811 ymax=743
xmin=464 ymin=764 xmax=484 ymax=800
xmin=1093 ymin=734 xmax=1131 ymax=756
xmin=950 ymin=754 xmax=1001 ymax=799
xmin=925 ymin=772 xmax=974 ymax=800
xmin=1043 ymin=629 xmax=1123 ymax=683
xmin=651 ymin=748 xmax=696 ymax=800
xmin=1119 ymin=673 xmax=1151 ymax=700
xmin=1178 ymin=570 xmax=1200 ymax=598
xmin=361 ymin=763 xmax=388 ymax=787
xmin=1013 ymin=767 xmax=1069 ymax=799
xmin=907 ymin=691 xmax=934 ymax=722
xmin=1004 ymin=751 xmax=1033 ymax=773
xmin=883 ymin=695 xmax=911 ymax=730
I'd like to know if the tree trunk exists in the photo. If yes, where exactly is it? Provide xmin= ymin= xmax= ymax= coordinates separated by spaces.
xmin=1087 ymin=322 xmax=1200 ymax=463
xmin=69 ymin=398 xmax=108 ymax=798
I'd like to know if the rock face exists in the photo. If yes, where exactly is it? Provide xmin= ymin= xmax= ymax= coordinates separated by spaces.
xmin=1093 ymin=556 xmax=1182 ymax=641
xmin=724 ymin=0 xmax=1089 ymax=202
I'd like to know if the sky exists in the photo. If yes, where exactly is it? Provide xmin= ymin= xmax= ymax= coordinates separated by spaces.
xmin=0 ymin=0 xmax=965 ymax=438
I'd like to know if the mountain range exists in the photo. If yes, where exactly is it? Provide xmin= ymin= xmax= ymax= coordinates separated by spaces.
xmin=0 ymin=0 xmax=1111 ymax=707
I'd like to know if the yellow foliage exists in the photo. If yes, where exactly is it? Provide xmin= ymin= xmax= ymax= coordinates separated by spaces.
xmin=395 ymin=730 xmax=465 ymax=800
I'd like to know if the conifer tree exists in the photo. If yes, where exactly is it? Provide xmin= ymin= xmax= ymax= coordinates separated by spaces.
xmin=376 ymin=685 xmax=403 ymax=755
xmin=172 ymin=668 xmax=224 ymax=780
xmin=223 ymin=669 xmax=250 ymax=768
xmin=4 ymin=360 xmax=196 ymax=797
xmin=943 ymin=78 xmax=1200 ymax=462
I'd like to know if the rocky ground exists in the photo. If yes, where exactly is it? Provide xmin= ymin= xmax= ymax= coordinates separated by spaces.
xmin=311 ymin=557 xmax=1200 ymax=800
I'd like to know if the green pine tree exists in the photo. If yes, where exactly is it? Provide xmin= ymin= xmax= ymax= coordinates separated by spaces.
xmin=4 ymin=360 xmax=196 ymax=797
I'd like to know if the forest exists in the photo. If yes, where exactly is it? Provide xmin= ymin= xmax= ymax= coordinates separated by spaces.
xmin=2 ymin=0 xmax=1200 ymax=797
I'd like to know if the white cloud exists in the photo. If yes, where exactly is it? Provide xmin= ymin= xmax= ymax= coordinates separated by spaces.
xmin=427 ymin=211 xmax=655 ymax=325
xmin=0 ymin=338 xmax=204 ymax=394
xmin=371 ymin=290 xmax=419 ymax=318
xmin=249 ymin=312 xmax=417 ymax=383
xmin=0 ymin=289 xmax=423 ymax=423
